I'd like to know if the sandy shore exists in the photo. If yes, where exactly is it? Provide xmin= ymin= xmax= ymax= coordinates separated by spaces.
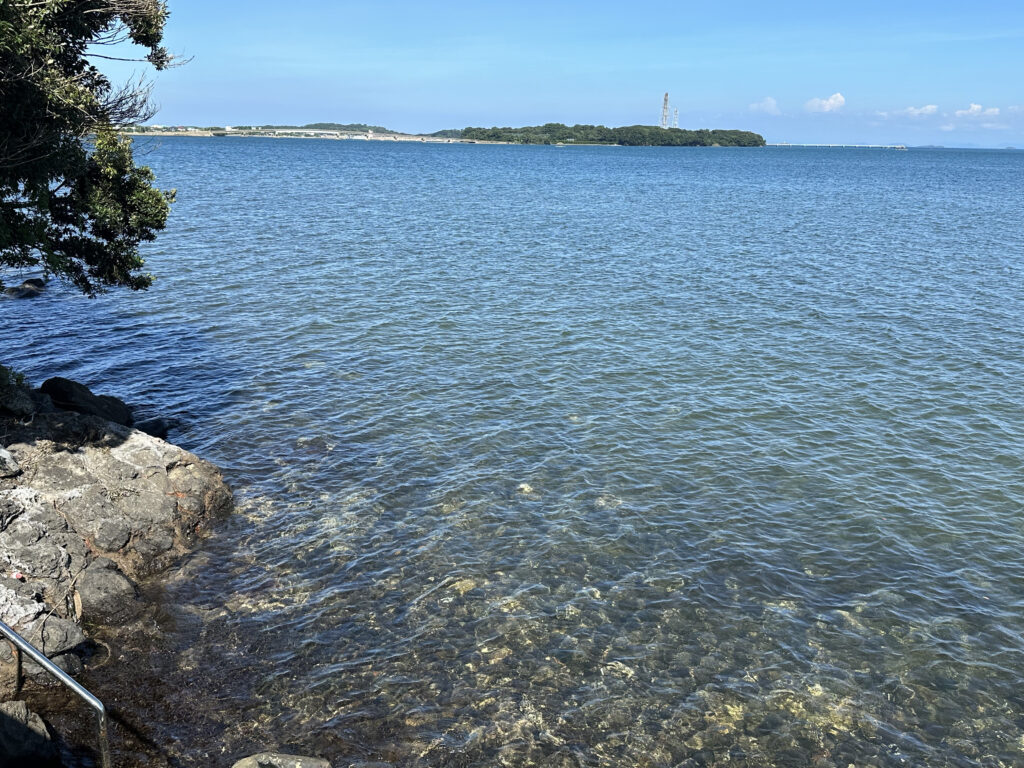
xmin=124 ymin=129 xmax=512 ymax=145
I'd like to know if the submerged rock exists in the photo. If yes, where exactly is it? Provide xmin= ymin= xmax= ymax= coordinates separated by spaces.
xmin=39 ymin=376 xmax=133 ymax=426
xmin=231 ymin=753 xmax=332 ymax=768
xmin=135 ymin=416 xmax=181 ymax=440
xmin=3 ymin=279 xmax=46 ymax=299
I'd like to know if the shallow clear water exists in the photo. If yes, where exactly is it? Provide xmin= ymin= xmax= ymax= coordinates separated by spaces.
xmin=5 ymin=139 xmax=1024 ymax=767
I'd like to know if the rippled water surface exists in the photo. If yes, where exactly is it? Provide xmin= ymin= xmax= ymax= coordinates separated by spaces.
xmin=6 ymin=139 xmax=1024 ymax=767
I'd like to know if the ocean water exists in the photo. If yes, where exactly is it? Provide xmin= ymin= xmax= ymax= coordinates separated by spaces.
xmin=5 ymin=138 xmax=1024 ymax=767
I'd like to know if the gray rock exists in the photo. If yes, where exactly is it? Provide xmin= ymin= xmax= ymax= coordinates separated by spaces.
xmin=0 ymin=700 xmax=61 ymax=767
xmin=232 ymin=753 xmax=332 ymax=768
xmin=0 ymin=447 xmax=20 ymax=478
xmin=20 ymin=615 xmax=86 ymax=657
xmin=0 ymin=581 xmax=44 ymax=629
xmin=74 ymin=558 xmax=141 ymax=625
xmin=0 ymin=402 xmax=233 ymax=674
xmin=39 ymin=377 xmax=133 ymax=426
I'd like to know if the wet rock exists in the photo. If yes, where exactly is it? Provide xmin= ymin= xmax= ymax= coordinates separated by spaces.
xmin=39 ymin=377 xmax=133 ymax=426
xmin=74 ymin=558 xmax=141 ymax=626
xmin=231 ymin=753 xmax=332 ymax=768
xmin=0 ymin=447 xmax=19 ymax=478
xmin=135 ymin=416 xmax=180 ymax=440
xmin=0 ymin=700 xmax=61 ymax=767
xmin=3 ymin=279 xmax=46 ymax=299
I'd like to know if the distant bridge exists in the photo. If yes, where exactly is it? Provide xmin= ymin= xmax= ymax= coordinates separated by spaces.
xmin=767 ymin=142 xmax=907 ymax=150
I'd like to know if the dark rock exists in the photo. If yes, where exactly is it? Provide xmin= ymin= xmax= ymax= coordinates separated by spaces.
xmin=4 ymin=279 xmax=46 ymax=299
xmin=0 ymin=701 xmax=61 ymax=767
xmin=29 ymin=390 xmax=56 ymax=414
xmin=0 ymin=374 xmax=34 ymax=419
xmin=0 ymin=447 xmax=19 ymax=478
xmin=231 ymin=753 xmax=332 ymax=768
xmin=74 ymin=558 xmax=141 ymax=625
xmin=0 ymin=495 xmax=24 ymax=532
xmin=29 ymin=615 xmax=87 ymax=657
xmin=39 ymin=377 xmax=133 ymax=426
xmin=50 ymin=651 xmax=85 ymax=676
xmin=135 ymin=416 xmax=180 ymax=439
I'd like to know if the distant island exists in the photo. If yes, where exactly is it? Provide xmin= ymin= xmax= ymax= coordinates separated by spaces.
xmin=127 ymin=121 xmax=766 ymax=147
xmin=434 ymin=124 xmax=766 ymax=147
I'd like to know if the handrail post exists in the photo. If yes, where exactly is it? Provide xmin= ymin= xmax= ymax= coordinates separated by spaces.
xmin=0 ymin=619 xmax=111 ymax=768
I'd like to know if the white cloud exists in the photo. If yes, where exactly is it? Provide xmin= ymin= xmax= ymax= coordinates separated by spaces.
xmin=955 ymin=103 xmax=1000 ymax=118
xmin=940 ymin=124 xmax=955 ymax=132
xmin=1008 ymin=105 xmax=1023 ymax=113
xmin=805 ymin=93 xmax=845 ymax=113
xmin=749 ymin=96 xmax=781 ymax=116
xmin=981 ymin=122 xmax=1009 ymax=130
xmin=877 ymin=105 xmax=938 ymax=119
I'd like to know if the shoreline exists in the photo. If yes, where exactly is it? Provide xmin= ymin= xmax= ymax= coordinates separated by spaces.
xmin=123 ymin=129 xmax=514 ymax=145
xmin=0 ymin=372 xmax=233 ymax=766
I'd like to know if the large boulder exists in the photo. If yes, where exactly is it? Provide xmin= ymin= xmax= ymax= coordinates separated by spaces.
xmin=39 ymin=377 xmax=133 ymax=426
xmin=0 ymin=402 xmax=232 ymax=675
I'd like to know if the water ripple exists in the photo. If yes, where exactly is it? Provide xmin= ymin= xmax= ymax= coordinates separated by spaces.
xmin=4 ymin=141 xmax=1024 ymax=767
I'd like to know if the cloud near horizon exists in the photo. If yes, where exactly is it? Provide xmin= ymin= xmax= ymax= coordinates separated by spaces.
xmin=903 ymin=104 xmax=938 ymax=117
xmin=955 ymin=103 xmax=999 ymax=118
xmin=805 ymin=93 xmax=845 ymax=113
xmin=749 ymin=96 xmax=781 ymax=115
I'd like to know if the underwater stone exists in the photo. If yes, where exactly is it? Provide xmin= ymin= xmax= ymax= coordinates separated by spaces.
xmin=231 ymin=753 xmax=332 ymax=768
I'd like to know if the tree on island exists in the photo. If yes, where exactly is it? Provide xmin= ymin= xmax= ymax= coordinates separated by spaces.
xmin=451 ymin=123 xmax=765 ymax=147
xmin=1 ymin=0 xmax=176 ymax=296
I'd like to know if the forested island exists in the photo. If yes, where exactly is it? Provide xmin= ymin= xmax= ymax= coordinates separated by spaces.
xmin=128 ymin=121 xmax=766 ymax=147
xmin=432 ymin=123 xmax=766 ymax=146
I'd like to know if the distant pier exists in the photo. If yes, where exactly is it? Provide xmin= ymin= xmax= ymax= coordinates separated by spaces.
xmin=767 ymin=142 xmax=907 ymax=150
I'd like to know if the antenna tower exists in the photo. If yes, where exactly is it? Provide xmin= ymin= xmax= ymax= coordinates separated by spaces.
xmin=661 ymin=93 xmax=670 ymax=129
xmin=672 ymin=108 xmax=679 ymax=129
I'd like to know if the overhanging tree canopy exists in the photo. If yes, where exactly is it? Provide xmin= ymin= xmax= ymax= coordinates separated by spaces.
xmin=1 ymin=0 xmax=175 ymax=295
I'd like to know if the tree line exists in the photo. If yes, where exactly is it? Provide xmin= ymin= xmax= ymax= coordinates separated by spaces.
xmin=436 ymin=124 xmax=765 ymax=146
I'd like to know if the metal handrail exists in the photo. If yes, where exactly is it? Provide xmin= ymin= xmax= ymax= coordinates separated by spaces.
xmin=0 ymin=618 xmax=111 ymax=768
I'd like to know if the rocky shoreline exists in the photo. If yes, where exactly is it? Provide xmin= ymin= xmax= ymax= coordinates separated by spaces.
xmin=0 ymin=370 xmax=232 ymax=764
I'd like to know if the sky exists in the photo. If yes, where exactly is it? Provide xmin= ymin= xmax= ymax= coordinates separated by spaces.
xmin=99 ymin=0 xmax=1024 ymax=146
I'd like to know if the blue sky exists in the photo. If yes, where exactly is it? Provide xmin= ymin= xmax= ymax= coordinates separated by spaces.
xmin=103 ymin=1 xmax=1024 ymax=146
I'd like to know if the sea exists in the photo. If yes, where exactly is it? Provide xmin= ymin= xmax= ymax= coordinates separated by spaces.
xmin=5 ymin=138 xmax=1024 ymax=767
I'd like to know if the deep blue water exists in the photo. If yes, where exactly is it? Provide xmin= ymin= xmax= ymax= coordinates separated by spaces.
xmin=5 ymin=138 xmax=1024 ymax=767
